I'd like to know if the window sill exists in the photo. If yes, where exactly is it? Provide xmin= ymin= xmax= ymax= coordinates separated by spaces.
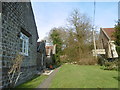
xmin=19 ymin=52 xmax=28 ymax=57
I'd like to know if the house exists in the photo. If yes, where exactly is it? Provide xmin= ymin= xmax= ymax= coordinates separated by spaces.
xmin=37 ymin=40 xmax=46 ymax=71
xmin=45 ymin=45 xmax=56 ymax=68
xmin=99 ymin=28 xmax=118 ymax=59
xmin=0 ymin=2 xmax=38 ymax=88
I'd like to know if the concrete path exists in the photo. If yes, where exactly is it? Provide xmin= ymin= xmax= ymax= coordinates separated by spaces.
xmin=37 ymin=67 xmax=60 ymax=88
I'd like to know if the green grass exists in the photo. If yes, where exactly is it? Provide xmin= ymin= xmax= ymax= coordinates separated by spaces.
xmin=16 ymin=75 xmax=48 ymax=88
xmin=50 ymin=64 xmax=118 ymax=88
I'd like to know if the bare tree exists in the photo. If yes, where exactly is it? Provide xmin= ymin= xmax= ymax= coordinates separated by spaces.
xmin=67 ymin=10 xmax=92 ymax=56
xmin=63 ymin=9 xmax=97 ymax=64
xmin=46 ymin=9 xmax=98 ymax=65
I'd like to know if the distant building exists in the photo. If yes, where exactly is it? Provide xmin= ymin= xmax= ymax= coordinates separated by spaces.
xmin=99 ymin=28 xmax=118 ymax=59
xmin=45 ymin=45 xmax=56 ymax=68
xmin=37 ymin=40 xmax=46 ymax=71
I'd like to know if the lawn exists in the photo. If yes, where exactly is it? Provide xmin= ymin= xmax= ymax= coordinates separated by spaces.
xmin=16 ymin=75 xmax=48 ymax=88
xmin=50 ymin=64 xmax=118 ymax=88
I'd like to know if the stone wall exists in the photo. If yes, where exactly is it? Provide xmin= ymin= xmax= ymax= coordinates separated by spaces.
xmin=1 ymin=2 xmax=38 ymax=88
xmin=0 ymin=1 xmax=3 ymax=89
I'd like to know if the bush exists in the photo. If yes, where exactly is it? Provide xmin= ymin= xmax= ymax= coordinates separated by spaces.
xmin=116 ymin=46 xmax=120 ymax=57
xmin=104 ymin=60 xmax=118 ymax=70
xmin=97 ymin=55 xmax=106 ymax=66
xmin=77 ymin=57 xmax=98 ymax=65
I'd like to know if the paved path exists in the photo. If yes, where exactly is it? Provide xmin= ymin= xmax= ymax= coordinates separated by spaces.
xmin=38 ymin=67 xmax=60 ymax=88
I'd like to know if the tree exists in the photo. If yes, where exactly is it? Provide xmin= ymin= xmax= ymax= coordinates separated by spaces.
xmin=49 ymin=28 xmax=63 ymax=63
xmin=114 ymin=24 xmax=120 ymax=56
xmin=46 ymin=9 xmax=97 ymax=65
xmin=64 ymin=9 xmax=94 ymax=62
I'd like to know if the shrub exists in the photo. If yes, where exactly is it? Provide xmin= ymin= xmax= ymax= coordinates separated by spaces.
xmin=104 ymin=60 xmax=118 ymax=70
xmin=97 ymin=55 xmax=106 ymax=66
xmin=116 ymin=46 xmax=120 ymax=57
xmin=77 ymin=57 xmax=98 ymax=65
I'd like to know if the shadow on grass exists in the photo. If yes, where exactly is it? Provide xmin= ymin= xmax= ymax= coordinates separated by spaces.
xmin=100 ymin=66 xmax=105 ymax=70
xmin=15 ymin=74 xmax=41 ymax=88
xmin=53 ymin=63 xmax=62 ymax=69
xmin=113 ymin=76 xmax=120 ymax=81
xmin=25 ymin=74 xmax=42 ymax=82
xmin=100 ymin=66 xmax=118 ymax=71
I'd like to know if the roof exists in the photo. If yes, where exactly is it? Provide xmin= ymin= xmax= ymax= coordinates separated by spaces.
xmin=46 ymin=46 xmax=54 ymax=49
xmin=101 ymin=28 xmax=116 ymax=40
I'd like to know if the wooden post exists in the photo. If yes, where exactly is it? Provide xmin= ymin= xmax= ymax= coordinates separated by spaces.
xmin=92 ymin=1 xmax=97 ymax=58
xmin=93 ymin=28 xmax=97 ymax=58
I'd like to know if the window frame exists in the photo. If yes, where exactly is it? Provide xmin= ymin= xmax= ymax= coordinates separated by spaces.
xmin=20 ymin=32 xmax=29 ymax=56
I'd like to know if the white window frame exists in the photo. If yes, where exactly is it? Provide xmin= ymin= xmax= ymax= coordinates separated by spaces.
xmin=20 ymin=32 xmax=29 ymax=56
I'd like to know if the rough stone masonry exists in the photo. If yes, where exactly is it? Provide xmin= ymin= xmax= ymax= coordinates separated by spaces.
xmin=0 ymin=1 xmax=39 ymax=88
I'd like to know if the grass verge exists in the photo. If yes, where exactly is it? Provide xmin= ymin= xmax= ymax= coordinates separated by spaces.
xmin=50 ymin=64 xmax=118 ymax=88
xmin=16 ymin=75 xmax=48 ymax=88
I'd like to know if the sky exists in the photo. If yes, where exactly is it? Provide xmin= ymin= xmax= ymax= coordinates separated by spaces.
xmin=31 ymin=1 xmax=118 ymax=41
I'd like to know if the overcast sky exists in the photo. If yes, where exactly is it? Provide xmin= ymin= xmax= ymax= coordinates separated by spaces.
xmin=31 ymin=1 xmax=118 ymax=41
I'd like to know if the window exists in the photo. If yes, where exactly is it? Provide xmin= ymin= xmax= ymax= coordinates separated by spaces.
xmin=20 ymin=32 xmax=29 ymax=56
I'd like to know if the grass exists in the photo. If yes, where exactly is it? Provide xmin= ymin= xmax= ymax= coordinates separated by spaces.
xmin=50 ymin=64 xmax=118 ymax=88
xmin=16 ymin=75 xmax=48 ymax=88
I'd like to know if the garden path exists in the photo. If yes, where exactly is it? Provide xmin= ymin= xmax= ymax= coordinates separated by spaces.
xmin=37 ymin=67 xmax=60 ymax=88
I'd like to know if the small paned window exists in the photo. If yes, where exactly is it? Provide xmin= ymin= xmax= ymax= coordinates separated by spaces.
xmin=20 ymin=32 xmax=29 ymax=56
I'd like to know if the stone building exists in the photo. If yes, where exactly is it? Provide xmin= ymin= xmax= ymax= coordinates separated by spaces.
xmin=37 ymin=40 xmax=46 ymax=71
xmin=0 ymin=2 xmax=38 ymax=88
xmin=99 ymin=28 xmax=118 ymax=59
